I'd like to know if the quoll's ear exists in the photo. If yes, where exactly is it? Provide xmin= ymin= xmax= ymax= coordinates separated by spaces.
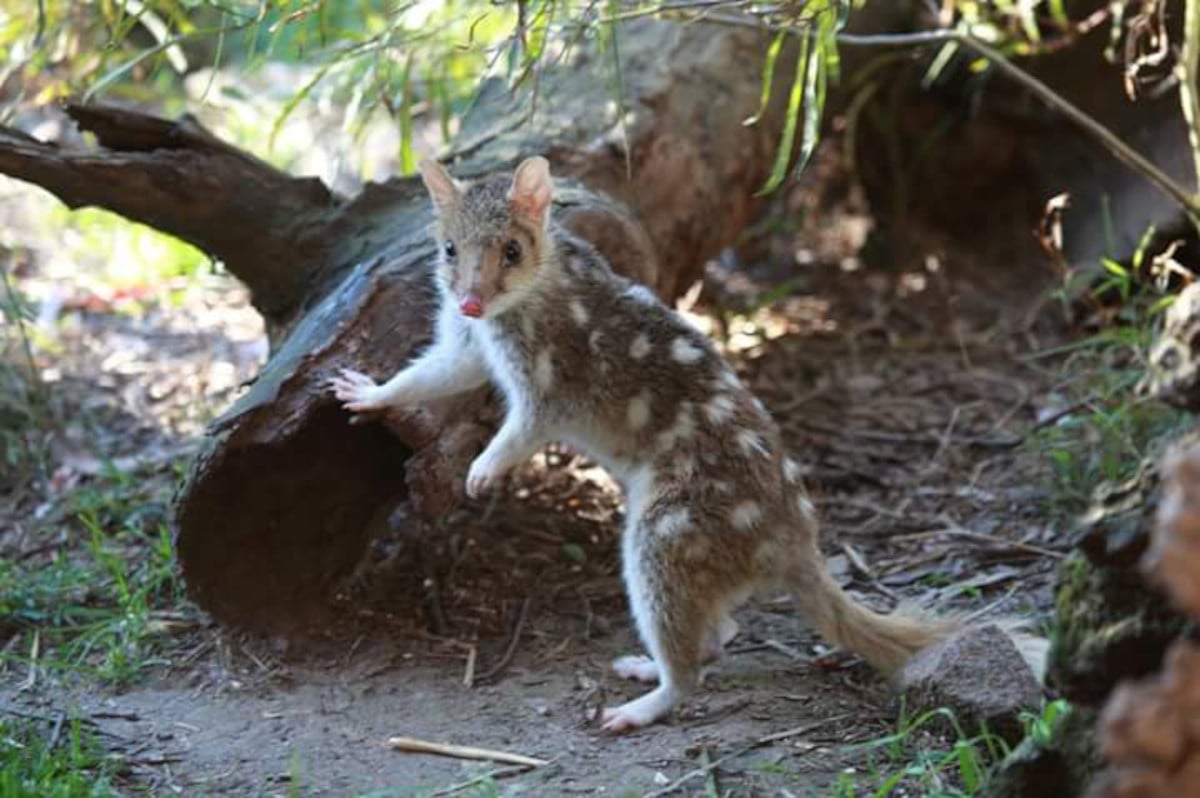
xmin=508 ymin=156 xmax=553 ymax=227
xmin=418 ymin=158 xmax=462 ymax=211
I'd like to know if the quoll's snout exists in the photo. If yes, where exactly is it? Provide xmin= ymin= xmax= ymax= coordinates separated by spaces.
xmin=459 ymin=292 xmax=484 ymax=318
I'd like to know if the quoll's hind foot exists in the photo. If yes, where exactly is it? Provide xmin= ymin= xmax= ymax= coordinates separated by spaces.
xmin=612 ymin=655 xmax=659 ymax=684
xmin=600 ymin=685 xmax=680 ymax=733
xmin=611 ymin=616 xmax=739 ymax=684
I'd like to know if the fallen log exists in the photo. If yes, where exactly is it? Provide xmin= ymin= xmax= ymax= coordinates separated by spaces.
xmin=0 ymin=19 xmax=790 ymax=631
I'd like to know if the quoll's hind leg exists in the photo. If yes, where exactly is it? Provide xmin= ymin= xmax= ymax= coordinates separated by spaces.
xmin=601 ymin=567 xmax=709 ymax=733
xmin=612 ymin=612 xmax=739 ymax=684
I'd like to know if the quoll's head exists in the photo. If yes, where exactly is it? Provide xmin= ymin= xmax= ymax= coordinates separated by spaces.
xmin=418 ymin=156 xmax=555 ymax=320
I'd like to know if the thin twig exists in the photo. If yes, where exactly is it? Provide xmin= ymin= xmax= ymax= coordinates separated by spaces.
xmin=475 ymin=596 xmax=532 ymax=684
xmin=462 ymin=645 xmax=477 ymax=688
xmin=698 ymin=11 xmax=1200 ymax=225
xmin=1 ymin=256 xmax=42 ymax=405
xmin=643 ymin=713 xmax=852 ymax=798
xmin=386 ymin=737 xmax=548 ymax=767
xmin=427 ymin=764 xmax=535 ymax=798
xmin=1179 ymin=0 xmax=1200 ymax=232
xmin=19 ymin=630 xmax=38 ymax=692
xmin=936 ymin=516 xmax=1065 ymax=560
xmin=46 ymin=711 xmax=65 ymax=752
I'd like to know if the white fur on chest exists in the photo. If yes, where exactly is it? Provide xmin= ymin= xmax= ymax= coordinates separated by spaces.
xmin=472 ymin=321 xmax=535 ymax=417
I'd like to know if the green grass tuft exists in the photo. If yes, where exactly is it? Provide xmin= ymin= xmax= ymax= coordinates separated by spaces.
xmin=0 ymin=715 xmax=123 ymax=797
xmin=0 ymin=477 xmax=187 ymax=687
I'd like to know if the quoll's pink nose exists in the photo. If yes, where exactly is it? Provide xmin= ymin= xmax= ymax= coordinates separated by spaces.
xmin=459 ymin=294 xmax=484 ymax=318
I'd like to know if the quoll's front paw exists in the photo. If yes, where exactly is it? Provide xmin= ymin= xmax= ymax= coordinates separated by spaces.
xmin=465 ymin=457 xmax=504 ymax=499
xmin=329 ymin=369 xmax=384 ymax=413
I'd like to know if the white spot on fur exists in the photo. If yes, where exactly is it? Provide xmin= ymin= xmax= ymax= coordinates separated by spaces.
xmin=589 ymin=329 xmax=604 ymax=352
xmin=630 ymin=333 xmax=652 ymax=360
xmin=569 ymin=300 xmax=589 ymax=326
xmin=656 ymin=402 xmax=696 ymax=452
xmin=783 ymin=457 xmax=802 ymax=483
xmin=704 ymin=394 xmax=736 ymax=425
xmin=713 ymin=481 xmax=733 ymax=494
xmin=731 ymin=500 xmax=762 ymax=530
xmin=718 ymin=370 xmax=741 ymax=391
xmin=626 ymin=284 xmax=658 ymax=305
xmin=653 ymin=507 xmax=690 ymax=537
xmin=521 ymin=315 xmax=536 ymax=339
xmin=796 ymin=494 xmax=816 ymax=519
xmin=671 ymin=337 xmax=704 ymax=364
xmin=737 ymin=428 xmax=770 ymax=458
xmin=535 ymin=349 xmax=554 ymax=390
xmin=751 ymin=397 xmax=769 ymax=418
xmin=627 ymin=393 xmax=651 ymax=431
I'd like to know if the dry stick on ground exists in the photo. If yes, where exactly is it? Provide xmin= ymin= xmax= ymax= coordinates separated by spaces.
xmin=427 ymin=764 xmax=538 ymax=798
xmin=890 ymin=516 xmax=1065 ymax=560
xmin=461 ymin=644 xmax=477 ymax=688
xmin=386 ymin=737 xmax=549 ymax=768
xmin=936 ymin=516 xmax=1066 ymax=560
xmin=474 ymin=596 xmax=533 ymax=685
xmin=642 ymin=713 xmax=853 ymax=798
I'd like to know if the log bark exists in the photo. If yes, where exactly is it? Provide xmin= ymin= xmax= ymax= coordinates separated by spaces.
xmin=0 ymin=19 xmax=788 ymax=632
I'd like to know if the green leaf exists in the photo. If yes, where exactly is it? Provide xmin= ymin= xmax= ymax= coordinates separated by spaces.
xmin=1017 ymin=0 xmax=1041 ymax=43
xmin=794 ymin=13 xmax=830 ymax=174
xmin=397 ymin=54 xmax=416 ymax=176
xmin=1131 ymin=224 xmax=1157 ymax=271
xmin=1049 ymin=0 xmax=1069 ymax=26
xmin=1100 ymin=258 xmax=1128 ymax=278
xmin=1149 ymin=294 xmax=1178 ymax=316
xmin=956 ymin=739 xmax=981 ymax=790
xmin=757 ymin=29 xmax=811 ymax=196
xmin=562 ymin=542 xmax=587 ymax=563
xmin=743 ymin=29 xmax=787 ymax=127
xmin=923 ymin=40 xmax=960 ymax=89
xmin=269 ymin=61 xmax=333 ymax=153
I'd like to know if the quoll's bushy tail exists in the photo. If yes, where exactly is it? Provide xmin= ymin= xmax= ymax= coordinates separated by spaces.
xmin=792 ymin=564 xmax=962 ymax=674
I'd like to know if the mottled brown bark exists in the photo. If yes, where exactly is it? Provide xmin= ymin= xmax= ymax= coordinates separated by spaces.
xmin=0 ymin=19 xmax=788 ymax=632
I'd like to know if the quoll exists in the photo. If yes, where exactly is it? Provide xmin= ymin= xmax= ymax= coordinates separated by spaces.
xmin=331 ymin=156 xmax=960 ymax=732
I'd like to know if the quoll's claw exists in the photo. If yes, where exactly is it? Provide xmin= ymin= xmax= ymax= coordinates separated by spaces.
xmin=330 ymin=369 xmax=383 ymax=412
xmin=465 ymin=469 xmax=494 ymax=499
xmin=600 ymin=707 xmax=641 ymax=734
xmin=465 ymin=456 xmax=505 ymax=499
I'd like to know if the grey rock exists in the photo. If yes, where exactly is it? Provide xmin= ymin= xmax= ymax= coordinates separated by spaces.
xmin=896 ymin=624 xmax=1043 ymax=743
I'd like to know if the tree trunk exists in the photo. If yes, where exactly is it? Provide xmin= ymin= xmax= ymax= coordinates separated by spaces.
xmin=0 ymin=19 xmax=787 ymax=632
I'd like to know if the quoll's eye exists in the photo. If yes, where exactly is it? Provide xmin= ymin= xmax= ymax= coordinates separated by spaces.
xmin=503 ymin=239 xmax=522 ymax=265
xmin=443 ymin=240 xmax=456 ymax=259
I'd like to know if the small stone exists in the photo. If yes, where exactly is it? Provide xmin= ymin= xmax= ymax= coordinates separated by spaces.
xmin=896 ymin=624 xmax=1043 ymax=743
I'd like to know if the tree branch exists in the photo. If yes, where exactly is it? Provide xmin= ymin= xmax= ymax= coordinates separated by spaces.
xmin=1179 ymin=0 xmax=1200 ymax=230
xmin=0 ymin=105 xmax=340 ymax=324
xmin=700 ymin=11 xmax=1200 ymax=228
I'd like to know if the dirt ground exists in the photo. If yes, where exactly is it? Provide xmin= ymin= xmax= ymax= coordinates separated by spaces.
xmin=1 ymin=148 xmax=1071 ymax=796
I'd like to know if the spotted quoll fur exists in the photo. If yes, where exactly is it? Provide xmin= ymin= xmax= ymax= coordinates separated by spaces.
xmin=331 ymin=156 xmax=958 ymax=733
